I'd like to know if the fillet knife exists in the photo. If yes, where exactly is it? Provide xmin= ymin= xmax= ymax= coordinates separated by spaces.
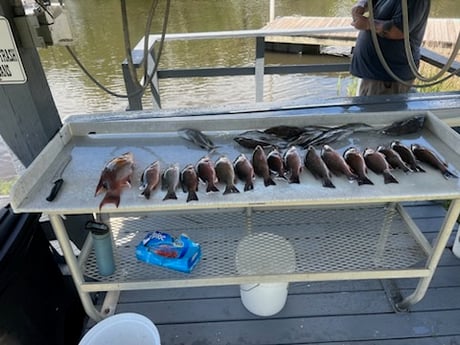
xmin=46 ymin=156 xmax=72 ymax=202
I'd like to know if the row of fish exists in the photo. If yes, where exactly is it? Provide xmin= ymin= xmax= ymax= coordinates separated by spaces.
xmin=177 ymin=115 xmax=425 ymax=153
xmin=231 ymin=115 xmax=426 ymax=150
xmin=94 ymin=140 xmax=457 ymax=209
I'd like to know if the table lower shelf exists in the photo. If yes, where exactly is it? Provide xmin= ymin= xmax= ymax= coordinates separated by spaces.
xmin=81 ymin=205 xmax=430 ymax=291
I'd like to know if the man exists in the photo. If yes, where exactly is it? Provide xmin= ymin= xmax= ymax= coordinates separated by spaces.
xmin=350 ymin=0 xmax=431 ymax=96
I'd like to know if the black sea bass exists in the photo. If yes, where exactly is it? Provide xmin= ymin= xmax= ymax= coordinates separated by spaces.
xmin=233 ymin=154 xmax=255 ymax=191
xmin=411 ymin=144 xmax=458 ymax=179
xmin=215 ymin=155 xmax=240 ymax=195
xmin=95 ymin=152 xmax=135 ymax=209
xmin=139 ymin=160 xmax=161 ymax=200
xmin=363 ymin=148 xmax=398 ymax=184
xmin=343 ymin=147 xmax=374 ymax=186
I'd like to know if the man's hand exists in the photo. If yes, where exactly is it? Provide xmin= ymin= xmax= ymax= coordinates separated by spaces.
xmin=351 ymin=1 xmax=369 ymax=30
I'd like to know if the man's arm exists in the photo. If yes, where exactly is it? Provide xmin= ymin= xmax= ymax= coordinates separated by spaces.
xmin=351 ymin=0 xmax=404 ymax=40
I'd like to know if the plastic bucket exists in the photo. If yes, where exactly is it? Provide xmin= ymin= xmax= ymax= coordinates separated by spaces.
xmin=240 ymin=282 xmax=289 ymax=316
xmin=235 ymin=232 xmax=296 ymax=317
xmin=79 ymin=313 xmax=161 ymax=345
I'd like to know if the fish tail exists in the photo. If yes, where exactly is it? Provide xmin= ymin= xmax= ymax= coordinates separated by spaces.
xmin=206 ymin=183 xmax=219 ymax=193
xmin=264 ymin=176 xmax=277 ymax=186
xmin=383 ymin=171 xmax=399 ymax=184
xmin=415 ymin=165 xmax=426 ymax=173
xmin=141 ymin=188 xmax=151 ymax=200
xmin=99 ymin=190 xmax=121 ymax=209
xmin=288 ymin=175 xmax=299 ymax=184
xmin=322 ymin=178 xmax=336 ymax=188
xmin=223 ymin=185 xmax=240 ymax=195
xmin=357 ymin=176 xmax=374 ymax=186
xmin=244 ymin=181 xmax=254 ymax=191
xmin=443 ymin=169 xmax=458 ymax=179
xmin=186 ymin=191 xmax=199 ymax=202
xmin=163 ymin=190 xmax=178 ymax=201
xmin=94 ymin=179 xmax=106 ymax=197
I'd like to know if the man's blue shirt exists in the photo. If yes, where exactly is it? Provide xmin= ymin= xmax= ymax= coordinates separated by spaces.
xmin=350 ymin=0 xmax=431 ymax=81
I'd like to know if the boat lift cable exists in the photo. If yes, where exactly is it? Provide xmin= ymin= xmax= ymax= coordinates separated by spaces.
xmin=142 ymin=0 xmax=171 ymax=90
xmin=120 ymin=0 xmax=140 ymax=89
xmin=367 ymin=0 xmax=460 ymax=88
xmin=65 ymin=0 xmax=170 ymax=99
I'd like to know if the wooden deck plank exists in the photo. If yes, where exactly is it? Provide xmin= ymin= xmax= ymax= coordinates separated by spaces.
xmin=116 ymin=285 xmax=460 ymax=324
xmin=146 ymin=310 xmax=460 ymax=345
xmin=264 ymin=16 xmax=460 ymax=49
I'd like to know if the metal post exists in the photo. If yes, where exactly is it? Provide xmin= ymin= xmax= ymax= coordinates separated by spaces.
xmin=255 ymin=36 xmax=265 ymax=102
xmin=269 ymin=0 xmax=275 ymax=22
xmin=49 ymin=214 xmax=104 ymax=321
xmin=147 ymin=47 xmax=162 ymax=109
xmin=122 ymin=60 xmax=143 ymax=111
xmin=396 ymin=199 xmax=460 ymax=311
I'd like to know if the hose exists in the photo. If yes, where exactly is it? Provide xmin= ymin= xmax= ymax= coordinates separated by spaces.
xmin=367 ymin=0 xmax=460 ymax=88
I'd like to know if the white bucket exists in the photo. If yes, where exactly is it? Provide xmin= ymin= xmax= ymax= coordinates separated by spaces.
xmin=236 ymin=232 xmax=296 ymax=317
xmin=79 ymin=313 xmax=161 ymax=345
xmin=240 ymin=282 xmax=289 ymax=317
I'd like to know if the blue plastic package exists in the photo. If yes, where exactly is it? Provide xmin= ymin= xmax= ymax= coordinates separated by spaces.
xmin=136 ymin=231 xmax=201 ymax=273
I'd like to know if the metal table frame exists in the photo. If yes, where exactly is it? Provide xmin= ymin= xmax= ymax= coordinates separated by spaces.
xmin=10 ymin=110 xmax=460 ymax=322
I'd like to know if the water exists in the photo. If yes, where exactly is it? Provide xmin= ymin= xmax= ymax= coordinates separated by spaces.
xmin=37 ymin=0 xmax=459 ymax=118
xmin=1 ymin=0 xmax=459 ymax=181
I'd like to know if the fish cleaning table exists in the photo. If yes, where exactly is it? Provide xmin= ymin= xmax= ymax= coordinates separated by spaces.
xmin=10 ymin=110 xmax=460 ymax=322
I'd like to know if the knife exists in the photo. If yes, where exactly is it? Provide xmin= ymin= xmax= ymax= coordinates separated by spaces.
xmin=46 ymin=156 xmax=72 ymax=202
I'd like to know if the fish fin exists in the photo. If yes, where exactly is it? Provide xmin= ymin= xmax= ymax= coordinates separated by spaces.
xmin=244 ymin=182 xmax=254 ymax=191
xmin=322 ymin=178 xmax=336 ymax=188
xmin=416 ymin=165 xmax=426 ymax=173
xmin=357 ymin=176 xmax=374 ymax=186
xmin=99 ymin=190 xmax=121 ymax=209
xmin=208 ymin=146 xmax=219 ymax=154
xmin=402 ymin=165 xmax=413 ymax=173
xmin=162 ymin=190 xmax=178 ymax=201
xmin=347 ymin=173 xmax=359 ymax=181
xmin=265 ymin=176 xmax=277 ymax=186
xmin=223 ymin=185 xmax=240 ymax=195
xmin=186 ymin=191 xmax=199 ymax=202
xmin=121 ymin=181 xmax=132 ymax=189
xmin=206 ymin=184 xmax=219 ymax=193
xmin=277 ymin=173 xmax=288 ymax=180
xmin=383 ymin=171 xmax=399 ymax=184
xmin=443 ymin=169 xmax=458 ymax=179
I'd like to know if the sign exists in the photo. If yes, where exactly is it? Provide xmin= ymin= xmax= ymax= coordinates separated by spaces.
xmin=0 ymin=16 xmax=27 ymax=84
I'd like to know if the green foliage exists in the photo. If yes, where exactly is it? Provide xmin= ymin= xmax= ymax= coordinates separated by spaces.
xmin=0 ymin=178 xmax=17 ymax=196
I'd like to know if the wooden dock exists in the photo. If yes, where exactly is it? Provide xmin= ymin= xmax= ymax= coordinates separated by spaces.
xmin=264 ymin=16 xmax=460 ymax=50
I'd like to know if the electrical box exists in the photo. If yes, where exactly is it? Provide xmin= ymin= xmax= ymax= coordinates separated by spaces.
xmin=14 ymin=2 xmax=73 ymax=48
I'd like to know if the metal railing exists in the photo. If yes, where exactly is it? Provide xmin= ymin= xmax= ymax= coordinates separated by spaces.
xmin=122 ymin=27 xmax=460 ymax=110
xmin=122 ymin=27 xmax=355 ymax=110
